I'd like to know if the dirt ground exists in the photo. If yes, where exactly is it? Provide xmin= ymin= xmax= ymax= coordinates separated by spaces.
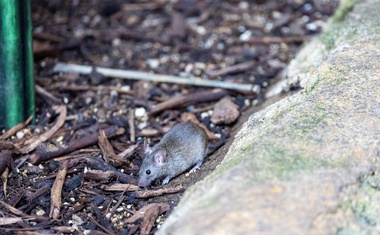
xmin=0 ymin=0 xmax=337 ymax=234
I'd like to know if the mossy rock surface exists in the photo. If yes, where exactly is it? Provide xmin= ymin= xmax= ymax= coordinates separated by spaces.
xmin=158 ymin=0 xmax=380 ymax=234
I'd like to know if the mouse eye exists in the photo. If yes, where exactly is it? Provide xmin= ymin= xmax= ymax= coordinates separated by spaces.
xmin=146 ymin=170 xmax=151 ymax=175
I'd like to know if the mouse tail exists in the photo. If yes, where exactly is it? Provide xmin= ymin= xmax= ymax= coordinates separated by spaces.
xmin=207 ymin=128 xmax=230 ymax=155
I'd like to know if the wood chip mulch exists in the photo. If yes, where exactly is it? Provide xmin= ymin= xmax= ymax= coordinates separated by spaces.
xmin=0 ymin=0 xmax=338 ymax=234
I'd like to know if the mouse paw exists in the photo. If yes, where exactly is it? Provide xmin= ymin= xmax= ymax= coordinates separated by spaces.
xmin=162 ymin=176 xmax=172 ymax=185
xmin=189 ymin=161 xmax=203 ymax=173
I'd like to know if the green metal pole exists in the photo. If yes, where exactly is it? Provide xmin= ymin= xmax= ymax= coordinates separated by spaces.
xmin=22 ymin=0 xmax=36 ymax=122
xmin=0 ymin=0 xmax=35 ymax=129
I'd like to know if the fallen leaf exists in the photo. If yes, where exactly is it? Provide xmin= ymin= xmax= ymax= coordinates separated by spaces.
xmin=211 ymin=96 xmax=240 ymax=124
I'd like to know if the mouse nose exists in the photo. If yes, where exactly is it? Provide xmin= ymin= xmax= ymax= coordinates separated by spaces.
xmin=138 ymin=178 xmax=149 ymax=187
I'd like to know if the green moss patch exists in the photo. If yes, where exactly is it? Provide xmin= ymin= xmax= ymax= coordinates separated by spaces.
xmin=349 ymin=173 xmax=380 ymax=226
xmin=251 ymin=143 xmax=344 ymax=181
xmin=331 ymin=0 xmax=362 ymax=23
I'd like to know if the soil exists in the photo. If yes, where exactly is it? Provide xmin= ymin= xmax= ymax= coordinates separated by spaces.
xmin=0 ymin=0 xmax=337 ymax=234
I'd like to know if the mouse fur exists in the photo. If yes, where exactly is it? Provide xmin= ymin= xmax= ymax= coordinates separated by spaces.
xmin=138 ymin=121 xmax=208 ymax=187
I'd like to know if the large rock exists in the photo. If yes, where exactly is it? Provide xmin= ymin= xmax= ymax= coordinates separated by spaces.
xmin=158 ymin=0 xmax=380 ymax=234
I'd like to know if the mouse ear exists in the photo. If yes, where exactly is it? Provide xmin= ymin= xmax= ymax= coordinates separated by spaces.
xmin=144 ymin=140 xmax=151 ymax=154
xmin=154 ymin=149 xmax=167 ymax=165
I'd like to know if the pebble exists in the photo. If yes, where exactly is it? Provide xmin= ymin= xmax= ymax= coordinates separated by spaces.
xmin=147 ymin=58 xmax=160 ymax=69
xmin=185 ymin=63 xmax=193 ymax=73
xmin=110 ymin=90 xmax=118 ymax=97
xmin=16 ymin=131 xmax=25 ymax=139
xmin=196 ymin=26 xmax=207 ymax=35
xmin=121 ymin=85 xmax=130 ymax=91
xmin=112 ymin=38 xmax=121 ymax=47
xmin=253 ymin=99 xmax=260 ymax=106
xmin=194 ymin=62 xmax=206 ymax=70
xmin=306 ymin=22 xmax=318 ymax=31
xmin=36 ymin=208 xmax=46 ymax=216
xmin=85 ymin=97 xmax=92 ymax=105
xmin=72 ymin=214 xmax=84 ymax=226
xmin=200 ymin=112 xmax=209 ymax=119
xmin=217 ymin=42 xmax=225 ymax=50
xmin=116 ymin=207 xmax=124 ymax=212
xmin=252 ymin=84 xmax=261 ymax=94
xmin=244 ymin=99 xmax=251 ymax=106
xmin=56 ymin=136 xmax=64 ymax=142
xmin=135 ymin=107 xmax=146 ymax=118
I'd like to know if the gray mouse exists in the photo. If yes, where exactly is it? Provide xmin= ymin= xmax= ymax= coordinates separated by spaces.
xmin=138 ymin=121 xmax=208 ymax=187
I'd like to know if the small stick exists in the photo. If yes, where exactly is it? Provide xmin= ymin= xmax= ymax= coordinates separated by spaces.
xmin=133 ymin=186 xmax=184 ymax=199
xmin=92 ymin=205 xmax=115 ymax=235
xmin=51 ymin=226 xmax=76 ymax=233
xmin=128 ymin=108 xmax=135 ymax=142
xmin=29 ymin=126 xmax=124 ymax=165
xmin=0 ymin=217 xmax=24 ymax=226
xmin=85 ymin=157 xmax=137 ymax=184
xmin=103 ymin=183 xmax=140 ymax=192
xmin=18 ymin=105 xmax=67 ymax=154
xmin=1 ymin=167 xmax=9 ymax=196
xmin=49 ymin=160 xmax=68 ymax=219
xmin=124 ymin=203 xmax=170 ymax=224
xmin=33 ymin=32 xmax=66 ymax=43
xmin=0 ymin=150 xmax=13 ymax=176
xmin=98 ymin=130 xmax=114 ymax=163
xmin=109 ymin=194 xmax=125 ymax=216
xmin=26 ymin=184 xmax=51 ymax=203
xmin=0 ymin=200 xmax=32 ymax=218
xmin=49 ymin=84 xmax=134 ymax=95
xmin=88 ymin=215 xmax=114 ymax=235
xmin=0 ymin=116 xmax=33 ymax=140
xmin=118 ymin=143 xmax=139 ymax=158
xmin=207 ymin=60 xmax=256 ymax=78
xmin=245 ymin=35 xmax=310 ymax=45
xmin=53 ymin=63 xmax=255 ymax=92
xmin=35 ymin=84 xmax=61 ymax=104
xmin=122 ymin=1 xmax=166 ymax=11
xmin=140 ymin=204 xmax=161 ymax=235
xmin=84 ymin=169 xmax=116 ymax=181
xmin=149 ymin=89 xmax=229 ymax=115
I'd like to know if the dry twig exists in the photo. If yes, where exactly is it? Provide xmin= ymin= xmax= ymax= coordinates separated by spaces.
xmin=121 ymin=0 xmax=166 ymax=11
xmin=85 ymin=157 xmax=137 ymax=184
xmin=0 ymin=217 xmax=24 ymax=226
xmin=49 ymin=84 xmax=134 ymax=95
xmin=128 ymin=108 xmax=136 ymax=143
xmin=103 ymin=183 xmax=140 ymax=192
xmin=124 ymin=203 xmax=170 ymax=234
xmin=29 ymin=126 xmax=125 ymax=165
xmin=149 ymin=89 xmax=229 ymax=115
xmin=84 ymin=169 xmax=116 ymax=181
xmin=207 ymin=60 xmax=256 ymax=78
xmin=118 ymin=143 xmax=139 ymax=158
xmin=0 ymin=116 xmax=33 ymax=140
xmin=88 ymin=215 xmax=115 ymax=235
xmin=35 ymin=84 xmax=61 ymax=104
xmin=53 ymin=63 xmax=256 ymax=92
xmin=17 ymin=105 xmax=67 ymax=154
xmin=50 ymin=160 xmax=68 ymax=219
xmin=124 ymin=203 xmax=170 ymax=224
xmin=245 ymin=35 xmax=310 ymax=44
xmin=133 ymin=186 xmax=184 ymax=199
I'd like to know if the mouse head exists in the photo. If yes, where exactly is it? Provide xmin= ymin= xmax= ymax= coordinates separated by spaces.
xmin=138 ymin=147 xmax=167 ymax=187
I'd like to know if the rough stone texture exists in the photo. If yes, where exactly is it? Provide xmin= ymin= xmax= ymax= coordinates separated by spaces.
xmin=158 ymin=0 xmax=380 ymax=234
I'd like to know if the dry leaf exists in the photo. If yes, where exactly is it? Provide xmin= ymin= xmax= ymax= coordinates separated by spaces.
xmin=211 ymin=96 xmax=240 ymax=124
